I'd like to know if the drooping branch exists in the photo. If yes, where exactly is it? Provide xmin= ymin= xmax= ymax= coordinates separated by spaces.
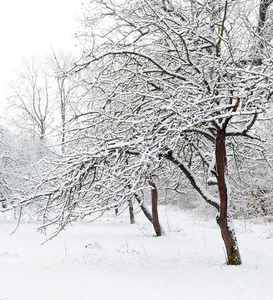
xmin=161 ymin=150 xmax=219 ymax=209
xmin=133 ymin=190 xmax=153 ymax=223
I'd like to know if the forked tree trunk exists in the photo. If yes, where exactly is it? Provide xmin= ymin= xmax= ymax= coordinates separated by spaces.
xmin=163 ymin=148 xmax=241 ymax=264
xmin=133 ymin=186 xmax=164 ymax=236
xmin=215 ymin=131 xmax=242 ymax=265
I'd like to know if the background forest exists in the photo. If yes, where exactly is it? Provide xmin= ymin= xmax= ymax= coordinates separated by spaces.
xmin=1 ymin=0 xmax=273 ymax=266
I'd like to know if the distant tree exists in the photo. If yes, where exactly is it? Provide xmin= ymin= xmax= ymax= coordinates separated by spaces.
xmin=48 ymin=50 xmax=80 ymax=153
xmin=0 ymin=127 xmax=36 ymax=211
xmin=8 ymin=58 xmax=53 ymax=142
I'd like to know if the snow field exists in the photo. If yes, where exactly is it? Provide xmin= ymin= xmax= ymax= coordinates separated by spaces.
xmin=0 ymin=208 xmax=272 ymax=300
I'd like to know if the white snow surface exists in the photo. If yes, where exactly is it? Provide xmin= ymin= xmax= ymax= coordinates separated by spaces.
xmin=0 ymin=207 xmax=273 ymax=300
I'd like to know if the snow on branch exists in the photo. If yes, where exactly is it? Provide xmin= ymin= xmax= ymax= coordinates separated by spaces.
xmin=161 ymin=149 xmax=220 ymax=209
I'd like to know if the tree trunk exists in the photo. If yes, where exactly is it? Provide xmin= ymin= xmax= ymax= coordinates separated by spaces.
xmin=61 ymin=112 xmax=66 ymax=154
xmin=215 ymin=131 xmax=242 ymax=265
xmin=128 ymin=199 xmax=135 ymax=224
xmin=133 ymin=188 xmax=164 ymax=236
xmin=149 ymin=180 xmax=164 ymax=236
xmin=216 ymin=213 xmax=241 ymax=265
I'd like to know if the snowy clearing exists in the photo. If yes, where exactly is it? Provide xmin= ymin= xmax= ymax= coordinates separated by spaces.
xmin=0 ymin=207 xmax=273 ymax=300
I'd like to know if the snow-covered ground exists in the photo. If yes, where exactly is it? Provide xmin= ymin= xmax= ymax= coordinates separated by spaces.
xmin=0 ymin=207 xmax=273 ymax=300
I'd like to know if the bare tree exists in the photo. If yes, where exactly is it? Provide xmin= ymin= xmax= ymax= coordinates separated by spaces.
xmin=8 ymin=58 xmax=53 ymax=142
xmin=48 ymin=50 xmax=80 ymax=153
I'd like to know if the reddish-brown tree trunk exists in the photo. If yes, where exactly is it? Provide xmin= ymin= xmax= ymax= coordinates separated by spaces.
xmin=215 ymin=131 xmax=242 ymax=265
xmin=133 ymin=185 xmax=164 ymax=236
xmin=149 ymin=180 xmax=164 ymax=236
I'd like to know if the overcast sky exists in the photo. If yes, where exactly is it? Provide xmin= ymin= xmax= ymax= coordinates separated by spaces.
xmin=0 ymin=0 xmax=84 ymax=116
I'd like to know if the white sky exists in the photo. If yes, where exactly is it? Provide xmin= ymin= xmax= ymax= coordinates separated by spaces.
xmin=0 ymin=0 xmax=84 ymax=116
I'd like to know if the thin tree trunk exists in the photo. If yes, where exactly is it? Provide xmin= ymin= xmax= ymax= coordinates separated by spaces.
xmin=115 ymin=206 xmax=119 ymax=215
xmin=149 ymin=180 xmax=164 ymax=236
xmin=128 ymin=199 xmax=135 ymax=224
xmin=215 ymin=131 xmax=242 ymax=265
xmin=61 ymin=113 xmax=66 ymax=154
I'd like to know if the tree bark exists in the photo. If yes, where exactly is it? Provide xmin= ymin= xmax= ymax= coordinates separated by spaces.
xmin=215 ymin=131 xmax=242 ymax=265
xmin=163 ymin=146 xmax=241 ymax=264
xmin=133 ymin=188 xmax=164 ymax=236
xmin=128 ymin=199 xmax=135 ymax=224
xmin=149 ymin=180 xmax=164 ymax=237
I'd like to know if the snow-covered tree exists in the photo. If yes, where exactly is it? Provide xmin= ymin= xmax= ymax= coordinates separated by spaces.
xmin=16 ymin=0 xmax=273 ymax=265
xmin=72 ymin=0 xmax=273 ymax=265
xmin=0 ymin=127 xmax=41 ymax=211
